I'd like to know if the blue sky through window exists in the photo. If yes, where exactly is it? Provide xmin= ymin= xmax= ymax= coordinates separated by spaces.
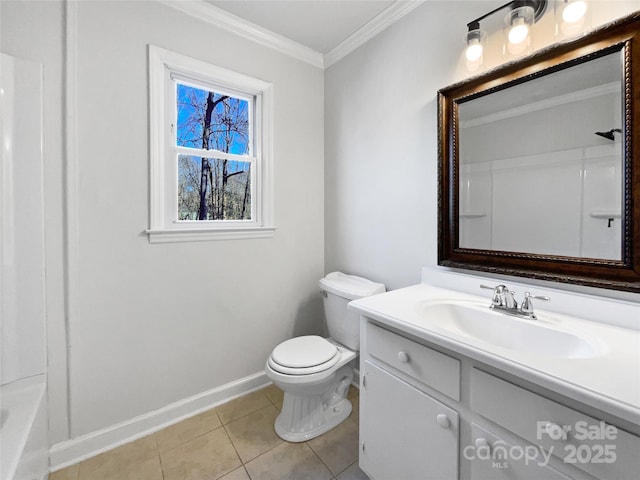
xmin=176 ymin=83 xmax=249 ymax=155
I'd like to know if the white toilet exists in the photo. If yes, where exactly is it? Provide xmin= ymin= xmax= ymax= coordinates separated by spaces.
xmin=266 ymin=272 xmax=385 ymax=442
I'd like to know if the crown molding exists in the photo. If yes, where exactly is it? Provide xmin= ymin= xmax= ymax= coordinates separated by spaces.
xmin=324 ymin=0 xmax=426 ymax=68
xmin=160 ymin=0 xmax=426 ymax=70
xmin=159 ymin=0 xmax=325 ymax=69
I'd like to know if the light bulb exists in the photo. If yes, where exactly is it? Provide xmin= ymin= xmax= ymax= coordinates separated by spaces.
xmin=508 ymin=20 xmax=530 ymax=45
xmin=464 ymin=27 xmax=485 ymax=68
xmin=562 ymin=1 xmax=587 ymax=24
xmin=466 ymin=41 xmax=483 ymax=62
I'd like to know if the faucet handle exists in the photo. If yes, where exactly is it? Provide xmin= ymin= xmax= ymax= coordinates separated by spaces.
xmin=520 ymin=292 xmax=550 ymax=316
xmin=480 ymin=284 xmax=508 ymax=306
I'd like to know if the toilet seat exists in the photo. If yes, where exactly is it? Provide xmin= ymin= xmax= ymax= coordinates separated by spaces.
xmin=268 ymin=336 xmax=339 ymax=375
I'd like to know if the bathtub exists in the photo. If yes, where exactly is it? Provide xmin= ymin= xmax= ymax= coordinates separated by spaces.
xmin=0 ymin=375 xmax=48 ymax=480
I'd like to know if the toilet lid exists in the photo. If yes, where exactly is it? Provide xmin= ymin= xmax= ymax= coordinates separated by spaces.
xmin=269 ymin=336 xmax=339 ymax=375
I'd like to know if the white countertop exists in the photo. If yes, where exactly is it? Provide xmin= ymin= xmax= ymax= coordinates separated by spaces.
xmin=349 ymin=283 xmax=640 ymax=426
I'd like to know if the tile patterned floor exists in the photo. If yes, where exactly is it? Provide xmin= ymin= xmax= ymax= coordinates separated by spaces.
xmin=50 ymin=385 xmax=369 ymax=480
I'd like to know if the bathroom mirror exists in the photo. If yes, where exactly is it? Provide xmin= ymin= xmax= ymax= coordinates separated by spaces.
xmin=438 ymin=12 xmax=640 ymax=292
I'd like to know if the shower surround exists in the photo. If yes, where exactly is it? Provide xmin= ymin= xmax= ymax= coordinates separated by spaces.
xmin=0 ymin=52 xmax=49 ymax=480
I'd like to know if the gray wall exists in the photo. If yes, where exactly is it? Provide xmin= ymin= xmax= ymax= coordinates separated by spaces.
xmin=324 ymin=0 xmax=640 ymax=292
xmin=2 ymin=0 xmax=325 ymax=443
xmin=69 ymin=0 xmax=325 ymax=438
xmin=324 ymin=1 xmax=485 ymax=289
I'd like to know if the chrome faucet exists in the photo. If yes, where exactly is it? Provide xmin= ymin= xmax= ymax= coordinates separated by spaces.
xmin=480 ymin=285 xmax=550 ymax=319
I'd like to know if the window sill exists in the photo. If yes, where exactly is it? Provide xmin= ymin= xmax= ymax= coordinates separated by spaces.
xmin=146 ymin=226 xmax=276 ymax=244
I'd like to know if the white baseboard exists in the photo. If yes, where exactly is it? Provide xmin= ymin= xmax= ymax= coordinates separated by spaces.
xmin=49 ymin=371 xmax=269 ymax=471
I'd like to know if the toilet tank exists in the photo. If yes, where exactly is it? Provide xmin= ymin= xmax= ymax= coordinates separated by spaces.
xmin=319 ymin=272 xmax=385 ymax=351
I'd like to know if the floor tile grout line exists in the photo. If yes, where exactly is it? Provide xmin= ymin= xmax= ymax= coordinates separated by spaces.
xmin=222 ymin=400 xmax=276 ymax=429
xmin=305 ymin=439 xmax=337 ymax=478
xmin=227 ymin=387 xmax=286 ymax=472
xmin=67 ymin=390 xmax=276 ymax=477
xmin=156 ymin=393 xmax=272 ymax=457
xmin=159 ymin=393 xmax=281 ymax=473
xmin=156 ymin=421 xmax=226 ymax=456
xmin=263 ymin=390 xmax=283 ymax=409
xmin=223 ymin=401 xmax=285 ymax=464
xmin=75 ymin=436 xmax=161 ymax=480
xmin=239 ymin=464 xmax=252 ymax=480
xmin=334 ymin=459 xmax=359 ymax=479
xmin=219 ymin=422 xmax=246 ymax=471
xmin=236 ymin=435 xmax=284 ymax=468
xmin=177 ymin=420 xmax=245 ymax=480
xmin=158 ymin=453 xmax=167 ymax=480
xmin=266 ymin=396 xmax=281 ymax=410
xmin=218 ymin=408 xmax=289 ymax=472
xmin=218 ymin=391 xmax=273 ymax=426
xmin=153 ymin=390 xmax=272 ymax=449
xmin=55 ymin=386 xmax=362 ymax=479
xmin=151 ymin=434 xmax=168 ymax=480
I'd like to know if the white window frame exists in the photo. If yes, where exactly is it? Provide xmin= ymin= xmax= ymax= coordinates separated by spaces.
xmin=147 ymin=45 xmax=274 ymax=243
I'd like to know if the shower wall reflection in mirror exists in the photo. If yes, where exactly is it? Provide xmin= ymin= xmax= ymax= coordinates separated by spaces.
xmin=458 ymin=51 xmax=622 ymax=260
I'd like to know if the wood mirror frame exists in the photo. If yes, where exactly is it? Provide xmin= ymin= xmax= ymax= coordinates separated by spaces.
xmin=438 ymin=12 xmax=640 ymax=293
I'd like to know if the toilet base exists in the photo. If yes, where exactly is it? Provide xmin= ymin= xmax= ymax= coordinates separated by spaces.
xmin=274 ymin=397 xmax=352 ymax=442
xmin=273 ymin=364 xmax=354 ymax=442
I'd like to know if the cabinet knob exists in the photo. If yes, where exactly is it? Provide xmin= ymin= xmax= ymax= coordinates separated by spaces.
xmin=436 ymin=414 xmax=450 ymax=429
xmin=397 ymin=351 xmax=409 ymax=363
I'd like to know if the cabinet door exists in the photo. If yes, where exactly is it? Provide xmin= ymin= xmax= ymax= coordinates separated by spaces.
xmin=360 ymin=361 xmax=459 ymax=480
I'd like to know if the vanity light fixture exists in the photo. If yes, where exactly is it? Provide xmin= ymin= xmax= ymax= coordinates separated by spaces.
xmin=464 ymin=0 xmax=547 ymax=69
xmin=465 ymin=21 xmax=487 ymax=71
xmin=562 ymin=0 xmax=587 ymax=24
xmin=465 ymin=22 xmax=485 ymax=62
xmin=505 ymin=3 xmax=536 ymax=54
xmin=557 ymin=0 xmax=589 ymax=37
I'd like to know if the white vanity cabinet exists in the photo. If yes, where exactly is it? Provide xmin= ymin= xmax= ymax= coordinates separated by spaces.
xmin=358 ymin=318 xmax=640 ymax=480
xmin=360 ymin=362 xmax=459 ymax=480
xmin=360 ymin=322 xmax=460 ymax=480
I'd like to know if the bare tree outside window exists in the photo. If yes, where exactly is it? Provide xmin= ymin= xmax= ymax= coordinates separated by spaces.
xmin=176 ymin=83 xmax=252 ymax=221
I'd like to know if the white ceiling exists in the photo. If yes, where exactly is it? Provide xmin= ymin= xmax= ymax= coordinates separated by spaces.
xmin=205 ymin=0 xmax=397 ymax=54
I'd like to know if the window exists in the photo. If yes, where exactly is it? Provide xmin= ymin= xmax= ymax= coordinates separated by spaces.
xmin=147 ymin=46 xmax=274 ymax=243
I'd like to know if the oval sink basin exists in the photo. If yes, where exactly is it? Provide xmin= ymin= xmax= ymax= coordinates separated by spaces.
xmin=415 ymin=300 xmax=606 ymax=359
